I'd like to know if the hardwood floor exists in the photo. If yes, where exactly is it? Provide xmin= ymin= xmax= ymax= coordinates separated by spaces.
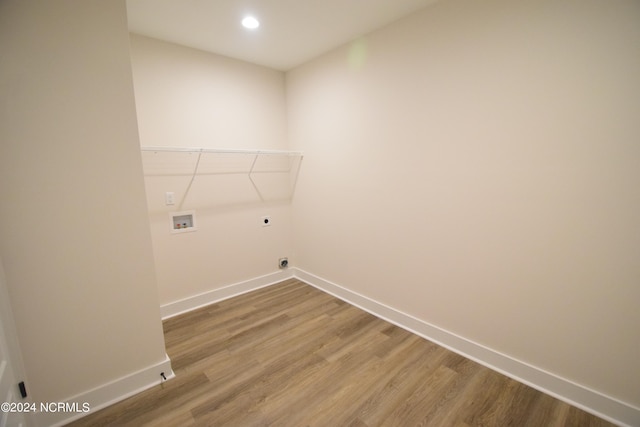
xmin=68 ymin=279 xmax=615 ymax=426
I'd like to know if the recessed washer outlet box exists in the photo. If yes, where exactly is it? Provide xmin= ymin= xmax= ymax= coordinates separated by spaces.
xmin=170 ymin=211 xmax=196 ymax=233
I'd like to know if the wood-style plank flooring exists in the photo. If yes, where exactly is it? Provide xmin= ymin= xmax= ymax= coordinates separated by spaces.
xmin=68 ymin=279 xmax=615 ymax=426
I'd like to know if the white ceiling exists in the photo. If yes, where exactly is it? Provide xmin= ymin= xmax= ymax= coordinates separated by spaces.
xmin=126 ymin=0 xmax=439 ymax=71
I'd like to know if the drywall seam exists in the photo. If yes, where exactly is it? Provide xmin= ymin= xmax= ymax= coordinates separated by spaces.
xmin=292 ymin=268 xmax=639 ymax=427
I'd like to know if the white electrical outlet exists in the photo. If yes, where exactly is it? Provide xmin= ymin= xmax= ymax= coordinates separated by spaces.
xmin=261 ymin=216 xmax=271 ymax=227
xmin=165 ymin=192 xmax=175 ymax=206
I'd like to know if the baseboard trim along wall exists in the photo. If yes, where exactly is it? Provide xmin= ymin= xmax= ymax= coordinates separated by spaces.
xmin=292 ymin=268 xmax=639 ymax=427
xmin=37 ymin=354 xmax=174 ymax=427
xmin=90 ymin=269 xmax=636 ymax=426
xmin=160 ymin=270 xmax=295 ymax=320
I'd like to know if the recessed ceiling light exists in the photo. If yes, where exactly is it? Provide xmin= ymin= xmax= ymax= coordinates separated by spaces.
xmin=242 ymin=16 xmax=260 ymax=29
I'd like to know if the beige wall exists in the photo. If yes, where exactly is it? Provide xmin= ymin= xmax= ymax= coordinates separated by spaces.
xmin=1 ymin=0 xmax=636 ymax=418
xmin=287 ymin=0 xmax=640 ymax=407
xmin=130 ymin=35 xmax=293 ymax=306
xmin=130 ymin=34 xmax=288 ymax=151
xmin=0 ymin=0 xmax=167 ymax=405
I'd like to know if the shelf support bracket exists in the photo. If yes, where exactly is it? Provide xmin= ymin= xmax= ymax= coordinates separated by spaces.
xmin=247 ymin=153 xmax=265 ymax=201
xmin=178 ymin=149 xmax=203 ymax=211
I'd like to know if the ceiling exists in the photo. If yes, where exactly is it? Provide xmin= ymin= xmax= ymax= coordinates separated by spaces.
xmin=126 ymin=0 xmax=439 ymax=71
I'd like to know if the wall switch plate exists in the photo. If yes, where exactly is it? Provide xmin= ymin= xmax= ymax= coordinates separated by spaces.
xmin=261 ymin=216 xmax=271 ymax=227
xmin=165 ymin=192 xmax=175 ymax=205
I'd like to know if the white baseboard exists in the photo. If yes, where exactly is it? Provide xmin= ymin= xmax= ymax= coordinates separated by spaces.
xmin=61 ymin=269 xmax=635 ymax=427
xmin=292 ymin=268 xmax=639 ymax=427
xmin=37 ymin=354 xmax=174 ymax=427
xmin=160 ymin=270 xmax=295 ymax=320
xmin=43 ymin=271 xmax=291 ymax=426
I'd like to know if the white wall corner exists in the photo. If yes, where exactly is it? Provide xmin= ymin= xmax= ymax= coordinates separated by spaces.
xmin=160 ymin=269 xmax=295 ymax=320
xmin=36 ymin=354 xmax=174 ymax=427
xmin=291 ymin=268 xmax=640 ymax=427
